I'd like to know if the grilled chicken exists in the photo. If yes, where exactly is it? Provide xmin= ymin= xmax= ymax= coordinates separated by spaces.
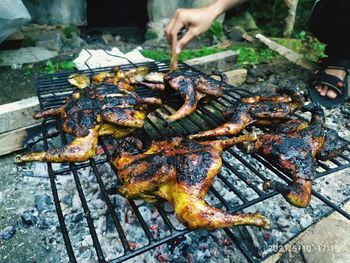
xmin=15 ymin=84 xmax=161 ymax=163
xmin=68 ymin=66 xmax=152 ymax=91
xmin=189 ymin=87 xmax=305 ymax=139
xmin=112 ymin=134 xmax=270 ymax=230
xmin=241 ymin=104 xmax=347 ymax=208
xmin=170 ymin=51 xmax=178 ymax=71
xmin=163 ymin=70 xmax=225 ymax=121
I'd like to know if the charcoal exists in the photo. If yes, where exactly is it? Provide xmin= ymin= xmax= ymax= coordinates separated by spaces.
xmin=21 ymin=209 xmax=37 ymax=227
xmin=0 ymin=226 xmax=16 ymax=240
xmin=35 ymin=194 xmax=53 ymax=213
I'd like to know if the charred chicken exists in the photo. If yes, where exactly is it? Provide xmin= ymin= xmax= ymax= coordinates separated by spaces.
xmin=189 ymin=87 xmax=305 ymax=139
xmin=241 ymin=104 xmax=347 ymax=208
xmin=112 ymin=134 xmax=270 ymax=230
xmin=15 ymin=84 xmax=161 ymax=163
xmin=140 ymin=70 xmax=226 ymax=121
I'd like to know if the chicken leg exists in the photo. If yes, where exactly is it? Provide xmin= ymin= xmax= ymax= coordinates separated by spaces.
xmin=15 ymin=127 xmax=99 ymax=163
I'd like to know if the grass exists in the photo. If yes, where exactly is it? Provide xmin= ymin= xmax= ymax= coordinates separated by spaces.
xmin=209 ymin=21 xmax=226 ymax=42
xmin=274 ymin=32 xmax=326 ymax=61
xmin=141 ymin=43 xmax=280 ymax=67
xmin=43 ymin=60 xmax=76 ymax=74
xmin=142 ymin=29 xmax=325 ymax=68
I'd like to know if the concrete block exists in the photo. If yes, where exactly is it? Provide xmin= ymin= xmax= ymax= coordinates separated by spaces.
xmin=36 ymin=32 xmax=62 ymax=51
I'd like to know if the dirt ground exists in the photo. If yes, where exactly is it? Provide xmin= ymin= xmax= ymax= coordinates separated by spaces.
xmin=0 ymin=50 xmax=81 ymax=105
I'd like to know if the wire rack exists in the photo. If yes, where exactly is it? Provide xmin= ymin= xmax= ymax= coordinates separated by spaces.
xmin=35 ymin=60 xmax=350 ymax=263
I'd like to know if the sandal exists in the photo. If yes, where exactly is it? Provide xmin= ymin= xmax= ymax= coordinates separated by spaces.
xmin=308 ymin=57 xmax=350 ymax=108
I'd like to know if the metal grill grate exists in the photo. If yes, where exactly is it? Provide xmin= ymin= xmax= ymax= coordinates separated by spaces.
xmin=35 ymin=61 xmax=350 ymax=263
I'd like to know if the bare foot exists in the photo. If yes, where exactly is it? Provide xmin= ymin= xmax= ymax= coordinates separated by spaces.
xmin=315 ymin=68 xmax=346 ymax=99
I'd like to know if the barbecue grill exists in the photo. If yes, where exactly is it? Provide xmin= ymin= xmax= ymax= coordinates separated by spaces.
xmin=33 ymin=59 xmax=350 ymax=263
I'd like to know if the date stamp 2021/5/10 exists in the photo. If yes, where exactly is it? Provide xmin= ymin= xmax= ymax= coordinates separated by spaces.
xmin=269 ymin=242 xmax=340 ymax=254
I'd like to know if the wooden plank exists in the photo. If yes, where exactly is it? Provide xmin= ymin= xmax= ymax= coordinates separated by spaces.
xmin=211 ymin=69 xmax=247 ymax=86
xmin=185 ymin=50 xmax=238 ymax=74
xmin=0 ymin=124 xmax=41 ymax=156
xmin=255 ymin=33 xmax=315 ymax=70
xmin=0 ymin=96 xmax=40 ymax=134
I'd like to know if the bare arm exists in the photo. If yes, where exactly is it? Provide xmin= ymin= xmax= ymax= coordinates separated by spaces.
xmin=164 ymin=0 xmax=248 ymax=54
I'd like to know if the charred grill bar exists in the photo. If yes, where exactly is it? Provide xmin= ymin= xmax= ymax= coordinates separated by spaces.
xmin=35 ymin=61 xmax=350 ymax=263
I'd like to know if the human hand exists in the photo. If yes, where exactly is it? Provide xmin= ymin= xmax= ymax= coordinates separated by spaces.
xmin=164 ymin=6 xmax=219 ymax=55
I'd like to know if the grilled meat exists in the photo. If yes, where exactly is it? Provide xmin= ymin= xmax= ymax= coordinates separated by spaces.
xmin=163 ymin=70 xmax=225 ymax=121
xmin=134 ymin=72 xmax=166 ymax=91
xmin=112 ymin=134 xmax=270 ymax=230
xmin=170 ymin=51 xmax=178 ymax=71
xmin=241 ymin=104 xmax=348 ymax=208
xmin=15 ymin=84 xmax=161 ymax=163
xmin=189 ymin=87 xmax=305 ymax=139
xmin=68 ymin=66 xmax=152 ymax=91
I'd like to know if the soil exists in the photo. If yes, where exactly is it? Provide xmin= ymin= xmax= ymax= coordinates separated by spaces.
xmin=0 ymin=51 xmax=78 ymax=105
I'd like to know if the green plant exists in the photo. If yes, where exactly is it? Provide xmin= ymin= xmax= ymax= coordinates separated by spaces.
xmin=141 ymin=42 xmax=279 ymax=67
xmin=44 ymin=60 xmax=76 ymax=74
xmin=141 ymin=46 xmax=225 ymax=62
xmin=145 ymin=30 xmax=158 ymax=40
xmin=140 ymin=50 xmax=170 ymax=61
xmin=233 ymin=46 xmax=279 ymax=66
xmin=295 ymin=31 xmax=306 ymax=41
xmin=62 ymin=25 xmax=77 ymax=38
xmin=274 ymin=32 xmax=326 ymax=61
xmin=209 ymin=21 xmax=226 ymax=42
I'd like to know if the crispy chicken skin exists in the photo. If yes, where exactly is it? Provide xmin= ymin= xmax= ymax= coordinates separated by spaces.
xmin=15 ymin=84 xmax=161 ymax=163
xmin=112 ymin=134 xmax=270 ymax=230
xmin=164 ymin=70 xmax=225 ymax=121
xmin=241 ymin=104 xmax=348 ymax=208
xmin=189 ymin=86 xmax=305 ymax=139
xmin=136 ymin=67 xmax=226 ymax=121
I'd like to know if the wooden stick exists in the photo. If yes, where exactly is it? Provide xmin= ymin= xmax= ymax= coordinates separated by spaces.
xmin=255 ymin=33 xmax=315 ymax=71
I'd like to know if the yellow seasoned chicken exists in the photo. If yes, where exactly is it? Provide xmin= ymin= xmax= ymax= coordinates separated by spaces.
xmin=112 ymin=134 xmax=270 ymax=230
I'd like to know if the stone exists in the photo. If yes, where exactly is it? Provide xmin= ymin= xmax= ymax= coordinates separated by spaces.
xmin=61 ymin=194 xmax=73 ymax=207
xmin=22 ymin=0 xmax=86 ymax=26
xmin=36 ymin=32 xmax=62 ymax=51
xmin=34 ymin=194 xmax=53 ymax=213
xmin=290 ymin=209 xmax=300 ymax=220
xmin=228 ymin=26 xmax=246 ymax=41
xmin=276 ymin=217 xmax=289 ymax=228
xmin=147 ymin=0 xmax=191 ymax=22
xmin=38 ymin=217 xmax=56 ymax=230
xmin=102 ymin=33 xmax=114 ymax=45
xmin=211 ymin=69 xmax=247 ymax=87
xmin=0 ymin=226 xmax=16 ymax=240
xmin=299 ymin=214 xmax=313 ymax=229
xmin=147 ymin=19 xmax=171 ymax=42
xmin=81 ymin=235 xmax=93 ymax=247
xmin=72 ymin=193 xmax=82 ymax=210
xmin=80 ymin=249 xmax=92 ymax=261
xmin=224 ymin=11 xmax=258 ymax=32
xmin=21 ymin=209 xmax=37 ymax=227
xmin=0 ymin=47 xmax=57 ymax=66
